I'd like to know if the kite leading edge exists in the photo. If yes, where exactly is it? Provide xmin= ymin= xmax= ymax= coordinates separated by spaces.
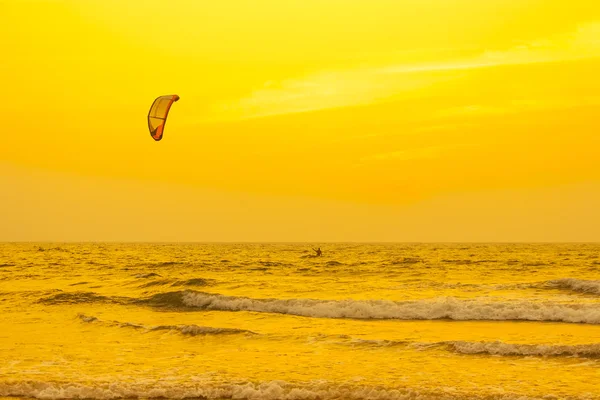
xmin=148 ymin=94 xmax=180 ymax=141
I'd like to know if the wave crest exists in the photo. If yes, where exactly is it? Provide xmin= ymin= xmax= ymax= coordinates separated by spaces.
xmin=445 ymin=340 xmax=600 ymax=358
xmin=181 ymin=291 xmax=600 ymax=324
xmin=547 ymin=278 xmax=600 ymax=295
xmin=343 ymin=338 xmax=600 ymax=358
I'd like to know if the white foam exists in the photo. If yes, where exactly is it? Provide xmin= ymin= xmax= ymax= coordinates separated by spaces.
xmin=0 ymin=380 xmax=549 ymax=400
xmin=182 ymin=291 xmax=600 ymax=323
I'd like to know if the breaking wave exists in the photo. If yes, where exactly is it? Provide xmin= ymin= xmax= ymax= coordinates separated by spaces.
xmin=180 ymin=291 xmax=600 ymax=324
xmin=34 ymin=285 xmax=600 ymax=325
xmin=546 ymin=278 xmax=600 ymax=295
xmin=347 ymin=338 xmax=600 ymax=358
xmin=443 ymin=340 xmax=600 ymax=358
xmin=0 ymin=379 xmax=562 ymax=400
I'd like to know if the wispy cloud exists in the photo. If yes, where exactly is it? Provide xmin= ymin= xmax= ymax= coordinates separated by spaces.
xmin=212 ymin=22 xmax=600 ymax=121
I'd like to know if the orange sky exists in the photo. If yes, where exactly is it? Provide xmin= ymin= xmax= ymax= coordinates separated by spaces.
xmin=2 ymin=0 xmax=600 ymax=241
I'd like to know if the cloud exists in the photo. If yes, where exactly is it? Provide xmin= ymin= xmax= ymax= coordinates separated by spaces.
xmin=434 ymin=105 xmax=509 ymax=118
xmin=211 ymin=21 xmax=600 ymax=121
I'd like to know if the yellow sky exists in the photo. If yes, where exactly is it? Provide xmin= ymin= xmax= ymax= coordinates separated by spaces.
xmin=2 ymin=0 xmax=600 ymax=241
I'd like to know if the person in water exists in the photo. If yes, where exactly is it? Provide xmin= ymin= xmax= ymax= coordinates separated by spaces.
xmin=312 ymin=247 xmax=322 ymax=257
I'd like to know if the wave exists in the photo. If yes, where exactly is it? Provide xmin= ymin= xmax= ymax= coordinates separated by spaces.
xmin=134 ymin=272 xmax=162 ymax=279
xmin=132 ymin=267 xmax=212 ymax=287
xmin=347 ymin=338 xmax=600 ymax=358
xmin=0 ymin=379 xmax=566 ymax=400
xmin=137 ymin=279 xmax=174 ymax=288
xmin=38 ymin=291 xmax=129 ymax=305
xmin=136 ymin=291 xmax=189 ymax=309
xmin=35 ymin=287 xmax=600 ymax=324
xmin=443 ymin=340 xmax=600 ymax=358
xmin=389 ymin=277 xmax=600 ymax=296
xmin=36 ymin=246 xmax=71 ymax=253
xmin=259 ymin=261 xmax=287 ymax=267
xmin=78 ymin=313 xmax=256 ymax=336
xmin=546 ymin=278 xmax=600 ymax=295
xmin=69 ymin=281 xmax=89 ymax=287
xmin=133 ymin=261 xmax=186 ymax=268
xmin=180 ymin=291 xmax=600 ymax=324
xmin=138 ymin=278 xmax=212 ymax=289
xmin=172 ymin=278 xmax=213 ymax=287
xmin=388 ymin=257 xmax=421 ymax=265
xmin=392 ymin=281 xmax=537 ymax=291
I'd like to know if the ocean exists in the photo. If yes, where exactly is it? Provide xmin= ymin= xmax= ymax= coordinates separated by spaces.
xmin=1 ymin=243 xmax=599 ymax=400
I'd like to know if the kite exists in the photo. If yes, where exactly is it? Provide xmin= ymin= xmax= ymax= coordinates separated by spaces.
xmin=147 ymin=94 xmax=180 ymax=141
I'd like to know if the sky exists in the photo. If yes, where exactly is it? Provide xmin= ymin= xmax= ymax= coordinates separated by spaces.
xmin=1 ymin=0 xmax=600 ymax=242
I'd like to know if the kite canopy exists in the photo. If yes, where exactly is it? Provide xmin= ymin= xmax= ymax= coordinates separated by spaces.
xmin=148 ymin=94 xmax=180 ymax=141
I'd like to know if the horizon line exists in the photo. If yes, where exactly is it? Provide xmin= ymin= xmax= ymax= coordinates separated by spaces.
xmin=2 ymin=241 xmax=599 ymax=245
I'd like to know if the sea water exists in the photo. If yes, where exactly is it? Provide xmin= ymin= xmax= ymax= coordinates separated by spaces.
xmin=1 ymin=243 xmax=600 ymax=399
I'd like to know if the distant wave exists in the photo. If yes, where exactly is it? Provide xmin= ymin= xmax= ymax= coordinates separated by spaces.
xmin=134 ymin=272 xmax=162 ymax=279
xmin=133 ymin=261 xmax=187 ymax=268
xmin=137 ymin=277 xmax=213 ymax=289
xmin=175 ymin=278 xmax=213 ymax=287
xmin=36 ymin=246 xmax=71 ymax=253
xmin=137 ymin=280 xmax=173 ymax=288
xmin=391 ymin=278 xmax=600 ymax=296
xmin=38 ymin=290 xmax=188 ymax=308
xmin=388 ymin=257 xmax=422 ymax=265
xmin=0 ymin=379 xmax=566 ymax=400
xmin=546 ymin=278 xmax=600 ymax=295
xmin=38 ymin=291 xmax=129 ymax=305
xmin=347 ymin=338 xmax=600 ymax=358
xmin=180 ymin=291 xmax=600 ymax=324
xmin=69 ymin=281 xmax=90 ymax=287
xmin=258 ymin=260 xmax=287 ymax=267
xmin=78 ymin=313 xmax=256 ymax=336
